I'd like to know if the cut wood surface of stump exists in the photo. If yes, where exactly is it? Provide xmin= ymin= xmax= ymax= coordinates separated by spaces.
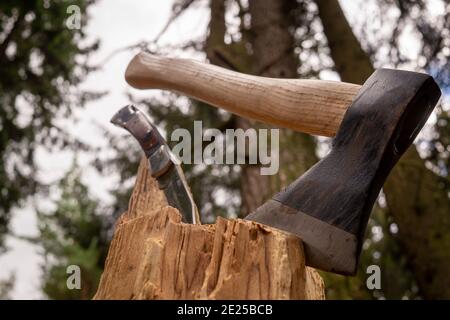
xmin=94 ymin=157 xmax=325 ymax=300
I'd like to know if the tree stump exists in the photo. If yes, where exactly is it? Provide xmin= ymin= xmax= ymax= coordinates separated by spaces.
xmin=94 ymin=157 xmax=325 ymax=300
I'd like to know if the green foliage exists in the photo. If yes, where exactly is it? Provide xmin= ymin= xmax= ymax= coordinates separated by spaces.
xmin=36 ymin=164 xmax=108 ymax=300
xmin=0 ymin=0 xmax=99 ymax=248
xmin=323 ymin=205 xmax=420 ymax=300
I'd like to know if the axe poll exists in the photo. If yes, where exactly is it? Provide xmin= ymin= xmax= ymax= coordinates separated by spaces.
xmin=124 ymin=52 xmax=441 ymax=275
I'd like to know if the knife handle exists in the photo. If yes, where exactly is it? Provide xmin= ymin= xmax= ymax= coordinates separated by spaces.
xmin=125 ymin=52 xmax=361 ymax=137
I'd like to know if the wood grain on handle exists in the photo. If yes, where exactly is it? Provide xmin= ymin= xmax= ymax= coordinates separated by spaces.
xmin=125 ymin=52 xmax=361 ymax=137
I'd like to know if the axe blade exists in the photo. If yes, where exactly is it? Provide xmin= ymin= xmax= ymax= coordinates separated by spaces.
xmin=246 ymin=69 xmax=441 ymax=275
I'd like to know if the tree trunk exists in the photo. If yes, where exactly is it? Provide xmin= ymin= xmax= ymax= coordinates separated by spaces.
xmin=316 ymin=0 xmax=450 ymax=299
xmin=315 ymin=0 xmax=373 ymax=84
xmin=249 ymin=0 xmax=318 ymax=192
xmin=94 ymin=157 xmax=325 ymax=300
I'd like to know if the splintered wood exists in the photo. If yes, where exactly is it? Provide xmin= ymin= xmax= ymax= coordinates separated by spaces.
xmin=94 ymin=157 xmax=325 ymax=300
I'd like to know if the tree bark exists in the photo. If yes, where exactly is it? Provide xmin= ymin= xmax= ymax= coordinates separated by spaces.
xmin=94 ymin=157 xmax=325 ymax=300
xmin=316 ymin=0 xmax=450 ymax=299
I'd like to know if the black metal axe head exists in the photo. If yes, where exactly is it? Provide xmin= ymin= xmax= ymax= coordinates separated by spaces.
xmin=246 ymin=69 xmax=441 ymax=275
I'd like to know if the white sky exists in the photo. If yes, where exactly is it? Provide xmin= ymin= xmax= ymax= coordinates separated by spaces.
xmin=0 ymin=0 xmax=446 ymax=299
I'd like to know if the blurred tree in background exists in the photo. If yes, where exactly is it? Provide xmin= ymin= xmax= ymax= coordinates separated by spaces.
xmin=0 ymin=0 xmax=99 ymax=249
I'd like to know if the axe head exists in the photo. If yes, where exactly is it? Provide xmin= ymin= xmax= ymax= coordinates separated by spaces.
xmin=246 ymin=69 xmax=441 ymax=275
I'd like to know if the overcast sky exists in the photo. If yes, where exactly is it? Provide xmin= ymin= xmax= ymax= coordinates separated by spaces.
xmin=0 ymin=0 xmax=444 ymax=299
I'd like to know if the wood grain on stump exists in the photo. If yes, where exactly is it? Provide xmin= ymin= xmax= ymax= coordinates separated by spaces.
xmin=94 ymin=157 xmax=325 ymax=300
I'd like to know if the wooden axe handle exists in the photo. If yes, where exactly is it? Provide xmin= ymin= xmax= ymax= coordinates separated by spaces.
xmin=125 ymin=52 xmax=361 ymax=137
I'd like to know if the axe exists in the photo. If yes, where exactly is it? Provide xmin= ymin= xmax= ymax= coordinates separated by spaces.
xmin=123 ymin=52 xmax=441 ymax=275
